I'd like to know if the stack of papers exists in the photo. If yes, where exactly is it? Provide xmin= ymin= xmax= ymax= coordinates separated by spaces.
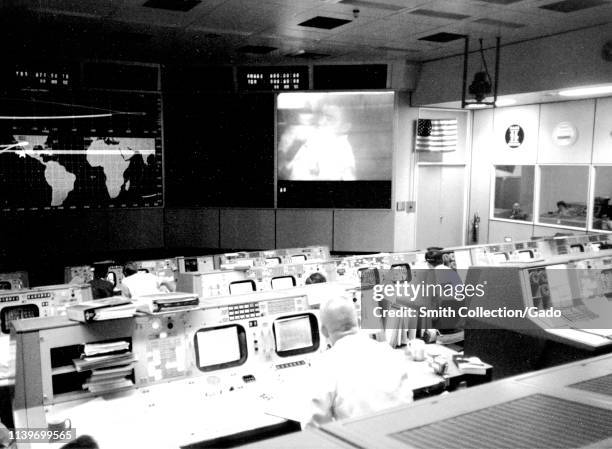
xmin=83 ymin=341 xmax=130 ymax=357
xmin=74 ymin=353 xmax=136 ymax=372
xmin=82 ymin=363 xmax=135 ymax=393
xmin=73 ymin=339 xmax=136 ymax=394
xmin=453 ymin=355 xmax=487 ymax=375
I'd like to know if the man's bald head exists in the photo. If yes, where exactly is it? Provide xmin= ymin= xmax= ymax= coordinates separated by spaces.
xmin=320 ymin=297 xmax=358 ymax=345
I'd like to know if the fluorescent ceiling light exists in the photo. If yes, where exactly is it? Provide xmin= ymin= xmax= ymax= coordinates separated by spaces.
xmin=558 ymin=85 xmax=612 ymax=97
xmin=465 ymin=103 xmax=488 ymax=109
xmin=494 ymin=98 xmax=516 ymax=106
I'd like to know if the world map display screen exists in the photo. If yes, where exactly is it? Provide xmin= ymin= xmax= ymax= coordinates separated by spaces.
xmin=0 ymin=92 xmax=162 ymax=211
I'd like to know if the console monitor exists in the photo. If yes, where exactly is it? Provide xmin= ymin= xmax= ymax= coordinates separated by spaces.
xmin=229 ymin=280 xmax=256 ymax=295
xmin=390 ymin=264 xmax=412 ymax=282
xmin=517 ymin=250 xmax=535 ymax=261
xmin=1 ymin=304 xmax=39 ymax=334
xmin=602 ymin=268 xmax=612 ymax=298
xmin=273 ymin=313 xmax=320 ymax=357
xmin=545 ymin=264 xmax=573 ymax=308
xmin=290 ymin=255 xmax=307 ymax=264
xmin=493 ymin=252 xmax=509 ymax=263
xmin=194 ymin=325 xmax=247 ymax=372
xmin=265 ymin=257 xmax=282 ymax=267
xmin=184 ymin=258 xmax=199 ymax=272
xmin=271 ymin=276 xmax=296 ymax=290
xmin=106 ymin=272 xmax=117 ymax=287
xmin=453 ymin=250 xmax=472 ymax=269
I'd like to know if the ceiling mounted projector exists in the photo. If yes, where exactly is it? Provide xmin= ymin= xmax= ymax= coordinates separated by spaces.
xmin=468 ymin=71 xmax=492 ymax=102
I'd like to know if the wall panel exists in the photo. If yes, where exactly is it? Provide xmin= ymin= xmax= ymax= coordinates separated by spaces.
xmin=164 ymin=208 xmax=220 ymax=249
xmin=275 ymin=210 xmax=333 ymax=249
xmin=488 ymin=220 xmax=533 ymax=243
xmin=220 ymin=209 xmax=275 ymax=250
xmin=537 ymin=100 xmax=594 ymax=164
xmin=333 ymin=210 xmax=394 ymax=252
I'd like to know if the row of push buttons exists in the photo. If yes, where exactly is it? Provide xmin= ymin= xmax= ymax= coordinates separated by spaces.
xmin=276 ymin=360 xmax=306 ymax=370
xmin=0 ymin=296 xmax=19 ymax=303
xmin=228 ymin=303 xmax=259 ymax=321
xmin=27 ymin=293 xmax=51 ymax=299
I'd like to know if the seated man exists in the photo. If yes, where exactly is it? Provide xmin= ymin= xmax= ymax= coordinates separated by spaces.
xmin=121 ymin=262 xmax=171 ymax=299
xmin=556 ymin=200 xmax=572 ymax=217
xmin=303 ymin=297 xmax=413 ymax=428
xmin=88 ymin=264 xmax=115 ymax=299
xmin=421 ymin=249 xmax=465 ymax=345
xmin=509 ymin=202 xmax=528 ymax=220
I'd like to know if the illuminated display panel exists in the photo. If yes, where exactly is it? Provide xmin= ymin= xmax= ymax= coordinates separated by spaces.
xmin=453 ymin=250 xmax=472 ymax=269
xmin=265 ymin=257 xmax=282 ymax=267
xmin=391 ymin=264 xmax=412 ymax=282
xmin=517 ymin=250 xmax=534 ymax=261
xmin=358 ymin=268 xmax=379 ymax=289
xmin=493 ymin=253 xmax=509 ymax=263
xmin=290 ymin=255 xmax=307 ymax=264
xmin=194 ymin=324 xmax=247 ymax=372
xmin=11 ymin=66 xmax=73 ymax=91
xmin=545 ymin=265 xmax=574 ymax=308
xmin=570 ymin=244 xmax=584 ymax=253
xmin=602 ymin=268 xmax=612 ymax=298
xmin=1 ymin=304 xmax=39 ymax=334
xmin=229 ymin=280 xmax=256 ymax=295
xmin=273 ymin=313 xmax=319 ymax=357
xmin=0 ymin=91 xmax=163 ymax=212
xmin=184 ymin=258 xmax=199 ymax=272
xmin=277 ymin=91 xmax=393 ymax=208
xmin=238 ymin=66 xmax=309 ymax=91
xmin=271 ymin=276 xmax=296 ymax=290
xmin=106 ymin=272 xmax=117 ymax=287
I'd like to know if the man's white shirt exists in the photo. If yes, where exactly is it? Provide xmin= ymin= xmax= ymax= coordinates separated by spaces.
xmin=303 ymin=332 xmax=413 ymax=428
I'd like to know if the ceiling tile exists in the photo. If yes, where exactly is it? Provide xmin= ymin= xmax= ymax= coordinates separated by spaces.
xmin=297 ymin=16 xmax=353 ymax=29
xmin=540 ymin=0 xmax=608 ymax=13
xmin=419 ymin=31 xmax=466 ymax=42
xmin=142 ymin=0 xmax=201 ymax=13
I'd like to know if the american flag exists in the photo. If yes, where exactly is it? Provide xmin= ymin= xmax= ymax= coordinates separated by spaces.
xmin=416 ymin=118 xmax=458 ymax=152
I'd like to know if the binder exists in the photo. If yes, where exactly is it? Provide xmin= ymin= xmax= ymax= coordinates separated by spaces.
xmin=66 ymin=297 xmax=135 ymax=322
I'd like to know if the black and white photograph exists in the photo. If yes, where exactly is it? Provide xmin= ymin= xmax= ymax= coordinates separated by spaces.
xmin=1 ymin=0 xmax=612 ymax=448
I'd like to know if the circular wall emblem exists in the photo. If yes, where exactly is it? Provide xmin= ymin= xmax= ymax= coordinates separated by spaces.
xmin=552 ymin=121 xmax=578 ymax=147
xmin=505 ymin=124 xmax=524 ymax=148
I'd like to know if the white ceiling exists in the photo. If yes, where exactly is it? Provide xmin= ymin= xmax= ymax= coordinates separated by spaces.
xmin=7 ymin=0 xmax=612 ymax=63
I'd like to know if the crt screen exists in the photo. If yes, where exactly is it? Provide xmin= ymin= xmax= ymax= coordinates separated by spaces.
xmin=106 ymin=272 xmax=117 ymax=287
xmin=275 ymin=315 xmax=313 ymax=352
xmin=265 ymin=257 xmax=282 ymax=267
xmin=195 ymin=326 xmax=241 ymax=369
xmin=229 ymin=280 xmax=255 ymax=295
xmin=493 ymin=253 xmax=509 ymax=263
xmin=545 ymin=265 xmax=573 ymax=308
xmin=290 ymin=255 xmax=307 ymax=264
xmin=277 ymin=92 xmax=394 ymax=181
xmin=1 ymin=304 xmax=39 ymax=334
xmin=271 ymin=276 xmax=296 ymax=290
xmin=184 ymin=258 xmax=199 ymax=272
